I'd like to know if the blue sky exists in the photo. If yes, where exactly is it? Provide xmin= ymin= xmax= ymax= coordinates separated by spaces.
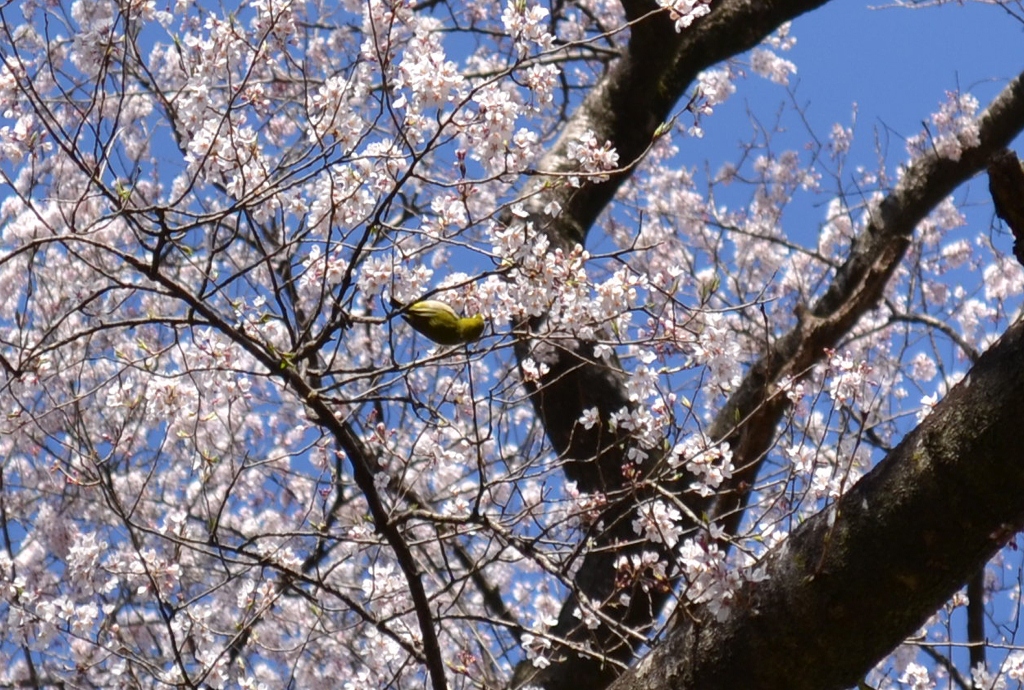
xmin=700 ymin=0 xmax=1024 ymax=166
xmin=669 ymin=0 xmax=1024 ymax=298
xmin=692 ymin=3 xmax=1024 ymax=682
xmin=794 ymin=0 xmax=1022 ymax=130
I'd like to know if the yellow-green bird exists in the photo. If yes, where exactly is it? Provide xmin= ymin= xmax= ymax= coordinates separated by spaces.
xmin=391 ymin=298 xmax=486 ymax=345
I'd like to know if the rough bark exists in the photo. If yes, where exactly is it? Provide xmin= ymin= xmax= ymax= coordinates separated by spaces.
xmin=518 ymin=0 xmax=836 ymax=254
xmin=507 ymin=0 xmax=1024 ymax=685
xmin=988 ymin=148 xmax=1024 ymax=267
xmin=608 ymin=314 xmax=1024 ymax=690
xmin=708 ymin=70 xmax=1024 ymax=532
xmin=511 ymin=3 xmax=840 ymax=685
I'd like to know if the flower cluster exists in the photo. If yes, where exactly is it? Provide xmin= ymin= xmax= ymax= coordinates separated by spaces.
xmin=906 ymin=91 xmax=981 ymax=162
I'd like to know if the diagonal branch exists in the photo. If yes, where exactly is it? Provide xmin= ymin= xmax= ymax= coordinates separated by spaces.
xmin=509 ymin=0 xmax=834 ymax=687
xmin=608 ymin=314 xmax=1024 ymax=690
xmin=509 ymin=0 xmax=1024 ymax=681
xmin=519 ymin=0 xmax=834 ymax=253
xmin=707 ymin=68 xmax=1024 ymax=535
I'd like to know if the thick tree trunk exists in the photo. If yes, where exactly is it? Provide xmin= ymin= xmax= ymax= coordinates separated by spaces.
xmin=509 ymin=0 xmax=1024 ymax=684
xmin=516 ymin=0 xmax=1024 ymax=683
xmin=609 ymin=315 xmax=1024 ymax=690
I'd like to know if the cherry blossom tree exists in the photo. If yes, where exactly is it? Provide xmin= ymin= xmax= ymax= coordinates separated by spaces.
xmin=1 ymin=0 xmax=1024 ymax=689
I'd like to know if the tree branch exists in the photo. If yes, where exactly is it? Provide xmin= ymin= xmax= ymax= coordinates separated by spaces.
xmin=511 ymin=0 xmax=1024 ymax=680
xmin=609 ymin=314 xmax=1024 ymax=690
xmin=709 ymin=69 xmax=1024 ymax=534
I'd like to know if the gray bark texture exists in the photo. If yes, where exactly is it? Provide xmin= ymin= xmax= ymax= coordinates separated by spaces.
xmin=609 ymin=314 xmax=1024 ymax=690
xmin=506 ymin=0 xmax=1024 ymax=686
